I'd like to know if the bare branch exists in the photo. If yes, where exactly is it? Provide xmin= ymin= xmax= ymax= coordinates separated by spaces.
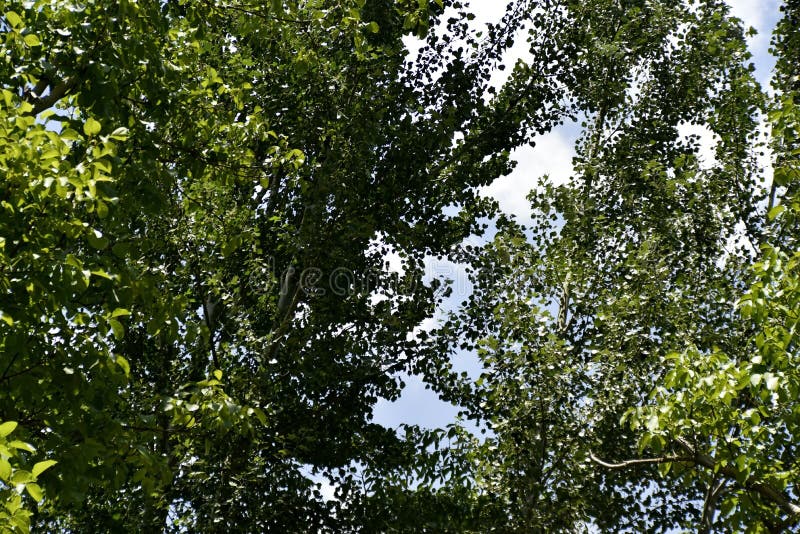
xmin=589 ymin=451 xmax=692 ymax=470
xmin=701 ymin=473 xmax=727 ymax=533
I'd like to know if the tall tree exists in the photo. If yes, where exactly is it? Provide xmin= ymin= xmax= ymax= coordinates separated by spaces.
xmin=629 ymin=2 xmax=800 ymax=531
xmin=3 ymin=0 xmax=792 ymax=531
xmin=435 ymin=0 xmax=774 ymax=531
xmin=0 ymin=0 xmax=581 ymax=531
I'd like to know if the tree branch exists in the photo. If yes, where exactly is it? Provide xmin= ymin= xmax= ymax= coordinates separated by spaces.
xmin=701 ymin=473 xmax=726 ymax=533
xmin=201 ymin=295 xmax=221 ymax=370
xmin=592 ymin=439 xmax=800 ymax=527
xmin=674 ymin=437 xmax=800 ymax=523
xmin=26 ymin=76 xmax=81 ymax=115
xmin=589 ymin=451 xmax=692 ymax=470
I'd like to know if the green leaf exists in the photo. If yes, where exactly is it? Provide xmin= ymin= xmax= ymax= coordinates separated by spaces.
xmin=111 ymin=241 xmax=130 ymax=258
xmin=91 ymin=269 xmax=114 ymax=280
xmin=23 ymin=33 xmax=40 ymax=46
xmin=0 ymin=421 xmax=18 ymax=437
xmin=64 ymin=254 xmax=84 ymax=269
xmin=657 ymin=461 xmax=671 ymax=477
xmin=87 ymin=229 xmax=109 ymax=250
xmin=0 ymin=311 xmax=14 ymax=326
xmin=114 ymin=355 xmax=130 ymax=376
xmin=222 ymin=235 xmax=242 ymax=258
xmin=108 ymin=318 xmax=125 ymax=340
xmin=0 ymin=458 xmax=11 ymax=481
xmin=31 ymin=460 xmax=57 ymax=478
xmin=645 ymin=415 xmax=659 ymax=432
xmin=26 ymin=483 xmax=43 ymax=502
xmin=83 ymin=117 xmax=102 ymax=137
xmin=767 ymin=205 xmax=785 ymax=221
xmin=96 ymin=199 xmax=109 ymax=219
xmin=8 ymin=440 xmax=35 ymax=453
xmin=5 ymin=11 xmax=23 ymax=28
xmin=251 ymin=407 xmax=268 ymax=426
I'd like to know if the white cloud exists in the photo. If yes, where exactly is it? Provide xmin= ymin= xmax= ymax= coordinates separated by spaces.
xmin=725 ymin=0 xmax=781 ymax=88
xmin=677 ymin=122 xmax=720 ymax=169
xmin=479 ymin=125 xmax=577 ymax=221
xmin=468 ymin=0 xmax=510 ymax=24
xmin=368 ymin=233 xmax=405 ymax=274
xmin=726 ymin=0 xmax=775 ymax=34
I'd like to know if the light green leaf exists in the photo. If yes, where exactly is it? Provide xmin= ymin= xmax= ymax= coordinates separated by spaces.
xmin=0 ymin=421 xmax=18 ymax=437
xmin=8 ymin=440 xmax=35 ymax=453
xmin=83 ymin=117 xmax=102 ymax=137
xmin=26 ymin=482 xmax=43 ymax=502
xmin=4 ymin=492 xmax=21 ymax=513
xmin=11 ymin=512 xmax=30 ymax=533
xmin=60 ymin=128 xmax=82 ymax=141
xmin=767 ymin=205 xmax=785 ymax=221
xmin=108 ymin=318 xmax=125 ymax=340
xmin=31 ymin=460 xmax=57 ymax=478
xmin=10 ymin=469 xmax=34 ymax=484
xmin=114 ymin=355 xmax=130 ymax=376
xmin=23 ymin=33 xmax=40 ymax=46
xmin=5 ymin=11 xmax=22 ymax=28
xmin=0 ymin=458 xmax=11 ymax=481
xmin=108 ymin=127 xmax=129 ymax=141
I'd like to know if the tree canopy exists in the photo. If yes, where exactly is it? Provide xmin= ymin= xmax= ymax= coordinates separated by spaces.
xmin=0 ymin=0 xmax=798 ymax=532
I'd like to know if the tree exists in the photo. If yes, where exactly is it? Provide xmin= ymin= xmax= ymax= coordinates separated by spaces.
xmin=434 ymin=0 xmax=785 ymax=531
xmin=628 ymin=3 xmax=800 ymax=530
xmin=0 ymin=0 xmax=585 ymax=531
xmin=3 ymin=0 xmax=793 ymax=531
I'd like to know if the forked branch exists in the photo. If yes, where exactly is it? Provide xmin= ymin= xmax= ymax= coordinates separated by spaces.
xmin=590 ymin=438 xmax=800 ymax=528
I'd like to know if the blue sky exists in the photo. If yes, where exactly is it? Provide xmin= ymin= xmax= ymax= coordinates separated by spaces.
xmin=372 ymin=0 xmax=784 ymax=432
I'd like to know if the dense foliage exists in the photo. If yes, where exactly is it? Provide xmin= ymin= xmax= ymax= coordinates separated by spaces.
xmin=0 ymin=0 xmax=797 ymax=532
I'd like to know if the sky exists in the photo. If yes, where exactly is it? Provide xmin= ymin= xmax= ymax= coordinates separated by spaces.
xmin=371 ymin=0 xmax=783 ymax=432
